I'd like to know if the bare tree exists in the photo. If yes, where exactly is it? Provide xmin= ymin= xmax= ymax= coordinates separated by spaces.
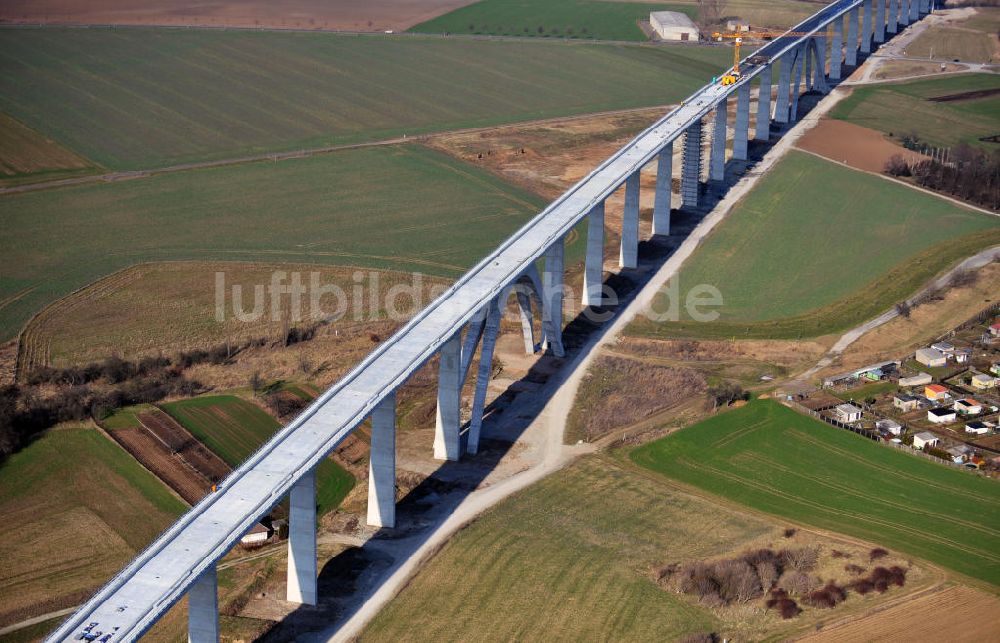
xmin=697 ymin=0 xmax=728 ymax=30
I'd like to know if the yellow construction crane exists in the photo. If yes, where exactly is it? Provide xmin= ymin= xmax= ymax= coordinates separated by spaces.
xmin=711 ymin=30 xmax=814 ymax=85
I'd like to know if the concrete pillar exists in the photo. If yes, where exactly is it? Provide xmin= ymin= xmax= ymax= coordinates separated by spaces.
xmin=581 ymin=201 xmax=604 ymax=307
xmin=813 ymin=37 xmax=829 ymax=92
xmin=790 ymin=45 xmax=804 ymax=122
xmin=541 ymin=239 xmax=564 ymax=357
xmin=188 ymin=566 xmax=218 ymax=643
xmin=830 ymin=17 xmax=843 ymax=80
xmin=888 ymin=0 xmax=898 ymax=33
xmin=875 ymin=0 xmax=886 ymax=43
xmin=433 ymin=331 xmax=462 ymax=461
xmin=775 ymin=55 xmax=792 ymax=124
xmin=680 ymin=119 xmax=702 ymax=208
xmin=460 ymin=313 xmax=485 ymax=382
xmin=910 ymin=0 xmax=919 ymax=21
xmin=900 ymin=0 xmax=910 ymax=25
xmin=733 ymin=83 xmax=750 ymax=161
xmin=287 ymin=468 xmax=317 ymax=605
xmin=709 ymin=97 xmax=727 ymax=182
xmin=514 ymin=286 xmax=535 ymax=354
xmin=846 ymin=7 xmax=860 ymax=66
xmin=652 ymin=143 xmax=672 ymax=236
xmin=467 ymin=301 xmax=501 ymax=455
xmin=367 ymin=393 xmax=396 ymax=529
xmin=619 ymin=171 xmax=639 ymax=269
xmin=804 ymin=39 xmax=813 ymax=91
xmin=862 ymin=0 xmax=873 ymax=54
xmin=755 ymin=65 xmax=772 ymax=141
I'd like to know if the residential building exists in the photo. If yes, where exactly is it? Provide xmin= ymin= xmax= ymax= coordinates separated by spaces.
xmin=915 ymin=347 xmax=947 ymax=367
xmin=899 ymin=372 xmax=932 ymax=387
xmin=954 ymin=349 xmax=971 ymax=364
xmin=946 ymin=445 xmax=968 ymax=463
xmin=876 ymin=418 xmax=903 ymax=436
xmin=924 ymin=384 xmax=950 ymax=401
xmin=822 ymin=360 xmax=900 ymax=388
xmin=893 ymin=394 xmax=920 ymax=412
xmin=954 ymin=398 xmax=983 ymax=415
xmin=928 ymin=407 xmax=957 ymax=424
xmin=835 ymin=403 xmax=863 ymax=423
xmin=650 ymin=11 xmax=700 ymax=40
xmin=912 ymin=432 xmax=940 ymax=449
xmin=965 ymin=421 xmax=990 ymax=435
xmin=990 ymin=322 xmax=1000 ymax=337
xmin=239 ymin=523 xmax=272 ymax=545
xmin=971 ymin=373 xmax=997 ymax=390
xmin=931 ymin=341 xmax=955 ymax=354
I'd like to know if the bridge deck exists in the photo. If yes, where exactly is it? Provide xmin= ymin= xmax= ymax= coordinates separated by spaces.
xmin=49 ymin=1 xmax=866 ymax=639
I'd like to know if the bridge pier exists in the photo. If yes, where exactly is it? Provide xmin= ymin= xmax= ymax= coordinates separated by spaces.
xmin=875 ymin=0 xmax=886 ymax=43
xmin=900 ymin=0 xmax=910 ymax=25
xmin=846 ymin=6 xmax=859 ymax=66
xmin=804 ymin=38 xmax=813 ymax=92
xmin=790 ymin=45 xmax=804 ymax=122
xmin=514 ymin=285 xmax=536 ymax=354
xmin=367 ymin=393 xmax=396 ymax=528
xmin=910 ymin=0 xmax=919 ymax=21
xmin=709 ymin=97 xmax=727 ymax=182
xmin=582 ymin=201 xmax=605 ymax=307
xmin=861 ymin=0 xmax=873 ymax=54
xmin=287 ymin=468 xmax=317 ymax=605
xmin=830 ymin=17 xmax=843 ymax=80
xmin=652 ymin=143 xmax=673 ymax=235
xmin=812 ymin=36 xmax=829 ymax=93
xmin=755 ymin=65 xmax=772 ymax=141
xmin=619 ymin=171 xmax=640 ymax=268
xmin=541 ymin=239 xmax=565 ymax=356
xmin=680 ymin=119 xmax=702 ymax=208
xmin=774 ymin=54 xmax=792 ymax=124
xmin=888 ymin=0 xmax=898 ymax=33
xmin=188 ymin=566 xmax=218 ymax=643
xmin=733 ymin=83 xmax=751 ymax=161
xmin=467 ymin=300 xmax=501 ymax=454
xmin=433 ymin=331 xmax=462 ymax=460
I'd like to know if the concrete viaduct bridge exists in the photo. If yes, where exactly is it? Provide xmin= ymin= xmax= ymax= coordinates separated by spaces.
xmin=49 ymin=1 xmax=930 ymax=640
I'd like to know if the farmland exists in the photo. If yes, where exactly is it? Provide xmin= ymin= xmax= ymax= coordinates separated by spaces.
xmin=161 ymin=395 xmax=354 ymax=514
xmin=362 ymin=455 xmax=932 ymax=642
xmin=906 ymin=8 xmax=1000 ymax=64
xmin=631 ymin=399 xmax=1000 ymax=587
xmin=411 ymin=0 xmax=815 ymax=39
xmin=627 ymin=151 xmax=1000 ymax=340
xmin=0 ymin=112 xmax=93 ymax=186
xmin=0 ymin=144 xmax=546 ymax=343
xmin=0 ymin=27 xmax=730 ymax=170
xmin=0 ymin=428 xmax=184 ymax=627
xmin=831 ymin=74 xmax=1000 ymax=149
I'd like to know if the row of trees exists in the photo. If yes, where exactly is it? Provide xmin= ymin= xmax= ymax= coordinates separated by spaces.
xmin=885 ymin=145 xmax=1000 ymax=211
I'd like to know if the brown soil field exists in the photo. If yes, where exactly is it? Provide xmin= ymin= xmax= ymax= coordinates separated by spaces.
xmin=800 ymin=584 xmax=1000 ymax=642
xmin=795 ymin=119 xmax=931 ymax=174
xmin=819 ymin=262 xmax=1000 ymax=376
xmin=0 ymin=0 xmax=475 ymax=31
xmin=872 ymin=60 xmax=966 ymax=80
xmin=109 ymin=426 xmax=209 ymax=504
xmin=18 ymin=261 xmax=448 ymax=374
xmin=0 ymin=112 xmax=93 ymax=184
xmin=137 ymin=409 xmax=231 ymax=483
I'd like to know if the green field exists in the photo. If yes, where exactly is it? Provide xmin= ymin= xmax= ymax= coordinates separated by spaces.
xmin=631 ymin=399 xmax=1000 ymax=586
xmin=362 ymin=456 xmax=781 ymax=641
xmin=906 ymin=8 xmax=1000 ymax=64
xmin=161 ymin=395 xmax=353 ymax=514
xmin=627 ymin=151 xmax=1000 ymax=340
xmin=0 ymin=144 xmax=548 ymax=342
xmin=0 ymin=428 xmax=184 ymax=626
xmin=832 ymin=74 xmax=1000 ymax=149
xmin=0 ymin=27 xmax=729 ymax=170
xmin=411 ymin=0 xmax=693 ymax=41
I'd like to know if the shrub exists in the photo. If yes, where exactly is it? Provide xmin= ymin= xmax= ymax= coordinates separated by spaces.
xmin=783 ymin=546 xmax=820 ymax=572
xmin=783 ymin=528 xmax=797 ymax=538
xmin=765 ymin=588 xmax=801 ymax=619
xmin=778 ymin=571 xmax=816 ymax=596
xmin=869 ymin=547 xmax=889 ymax=561
xmin=802 ymin=582 xmax=847 ymax=609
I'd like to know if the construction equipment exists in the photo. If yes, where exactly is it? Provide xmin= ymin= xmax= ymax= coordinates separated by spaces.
xmin=711 ymin=29 xmax=814 ymax=85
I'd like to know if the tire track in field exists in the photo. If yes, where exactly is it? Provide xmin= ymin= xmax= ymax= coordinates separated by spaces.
xmin=674 ymin=456 xmax=1000 ymax=564
xmin=712 ymin=417 xmax=771 ymax=449
xmin=741 ymin=451 xmax=1000 ymax=539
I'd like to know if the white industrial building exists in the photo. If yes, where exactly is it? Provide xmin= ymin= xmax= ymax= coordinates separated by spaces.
xmin=650 ymin=11 xmax=700 ymax=41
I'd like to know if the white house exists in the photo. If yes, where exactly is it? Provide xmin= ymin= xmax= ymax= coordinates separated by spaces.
xmin=876 ymin=419 xmax=903 ymax=436
xmin=893 ymin=394 xmax=920 ymax=412
xmin=912 ymin=431 xmax=940 ymax=449
xmin=965 ymin=421 xmax=990 ymax=435
xmin=899 ymin=372 xmax=932 ymax=387
xmin=954 ymin=398 xmax=983 ymax=415
xmin=928 ymin=407 xmax=956 ymax=424
xmin=650 ymin=11 xmax=700 ymax=41
xmin=931 ymin=341 xmax=955 ymax=354
xmin=954 ymin=349 xmax=971 ymax=364
xmin=915 ymin=347 xmax=947 ymax=367
xmin=240 ymin=523 xmax=272 ymax=545
xmin=835 ymin=403 xmax=863 ymax=423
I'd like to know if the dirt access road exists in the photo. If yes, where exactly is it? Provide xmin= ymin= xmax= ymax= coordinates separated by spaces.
xmin=0 ymin=0 xmax=474 ymax=32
